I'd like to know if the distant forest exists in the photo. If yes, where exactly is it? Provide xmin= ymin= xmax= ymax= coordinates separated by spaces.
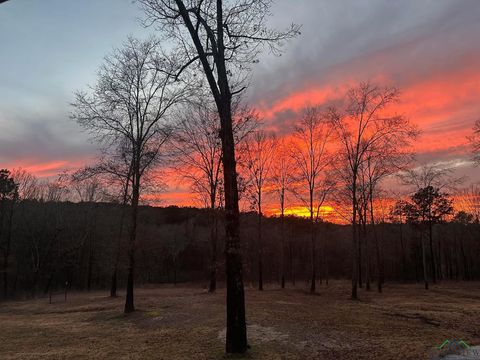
xmin=1 ymin=192 xmax=479 ymax=300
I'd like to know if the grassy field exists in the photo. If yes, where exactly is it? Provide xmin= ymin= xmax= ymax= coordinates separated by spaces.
xmin=0 ymin=281 xmax=479 ymax=359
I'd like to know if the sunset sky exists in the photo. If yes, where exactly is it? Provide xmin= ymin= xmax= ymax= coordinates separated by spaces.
xmin=0 ymin=0 xmax=479 ymax=215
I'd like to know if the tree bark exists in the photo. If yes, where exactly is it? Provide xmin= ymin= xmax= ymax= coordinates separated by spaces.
xmin=258 ymin=194 xmax=263 ymax=291
xmin=358 ymin=228 xmax=363 ymax=288
xmin=310 ymin=191 xmax=316 ymax=293
xmin=124 ymin=169 xmax=140 ymax=313
xmin=428 ymin=220 xmax=436 ymax=284
xmin=174 ymin=0 xmax=247 ymax=351
xmin=369 ymin=184 xmax=383 ymax=293
xmin=364 ymin=221 xmax=370 ymax=291
xmin=351 ymin=176 xmax=358 ymax=300
xmin=111 ymin=181 xmax=130 ymax=297
xmin=208 ymin=206 xmax=218 ymax=293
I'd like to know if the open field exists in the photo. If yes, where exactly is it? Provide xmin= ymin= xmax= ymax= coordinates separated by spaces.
xmin=0 ymin=281 xmax=479 ymax=359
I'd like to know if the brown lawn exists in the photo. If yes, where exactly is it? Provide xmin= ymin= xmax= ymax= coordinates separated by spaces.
xmin=0 ymin=281 xmax=479 ymax=359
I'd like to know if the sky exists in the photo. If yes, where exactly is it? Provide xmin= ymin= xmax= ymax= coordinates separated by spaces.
xmin=0 ymin=0 xmax=479 ymax=214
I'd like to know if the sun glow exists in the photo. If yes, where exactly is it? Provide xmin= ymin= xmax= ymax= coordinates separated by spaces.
xmin=268 ymin=205 xmax=335 ymax=219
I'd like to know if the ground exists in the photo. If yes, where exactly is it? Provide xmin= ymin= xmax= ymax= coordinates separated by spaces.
xmin=0 ymin=281 xmax=479 ymax=359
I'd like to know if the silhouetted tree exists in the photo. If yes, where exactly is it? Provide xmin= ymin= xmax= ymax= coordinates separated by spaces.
xmin=138 ymin=0 xmax=299 ymax=352
xmin=361 ymin=141 xmax=414 ymax=293
xmin=328 ymin=82 xmax=417 ymax=299
xmin=241 ymin=130 xmax=276 ymax=291
xmin=271 ymin=138 xmax=295 ymax=288
xmin=72 ymin=37 xmax=186 ymax=313
xmin=291 ymin=107 xmax=333 ymax=293
xmin=173 ymin=99 xmax=257 ymax=292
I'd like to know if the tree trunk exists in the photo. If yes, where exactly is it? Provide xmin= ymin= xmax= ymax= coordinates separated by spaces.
xmin=358 ymin=230 xmax=363 ymax=288
xmin=217 ymin=75 xmax=247 ymax=355
xmin=111 ymin=187 xmax=129 ymax=298
xmin=364 ymin=222 xmax=370 ymax=291
xmin=208 ymin=207 xmax=218 ymax=293
xmin=421 ymin=231 xmax=429 ymax=290
xmin=175 ymin=0 xmax=247 ymax=351
xmin=369 ymin=185 xmax=383 ymax=293
xmin=124 ymin=170 xmax=140 ymax=314
xmin=310 ymin=223 xmax=316 ymax=293
xmin=310 ymin=192 xmax=316 ymax=293
xmin=280 ymin=198 xmax=285 ymax=289
xmin=351 ymin=176 xmax=358 ymax=300
xmin=428 ymin=220 xmax=436 ymax=284
xmin=222 ymin=110 xmax=247 ymax=352
xmin=258 ymin=196 xmax=263 ymax=291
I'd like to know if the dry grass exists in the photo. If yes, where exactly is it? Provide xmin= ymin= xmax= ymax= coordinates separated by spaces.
xmin=0 ymin=281 xmax=479 ymax=359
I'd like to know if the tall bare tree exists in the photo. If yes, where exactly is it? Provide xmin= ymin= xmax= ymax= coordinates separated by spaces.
xmin=173 ymin=99 xmax=257 ymax=292
xmin=138 ymin=0 xmax=299 ymax=352
xmin=270 ymin=137 xmax=294 ymax=288
xmin=241 ymin=130 xmax=276 ymax=291
xmin=71 ymin=37 xmax=186 ymax=313
xmin=328 ymin=82 xmax=417 ymax=300
xmin=291 ymin=107 xmax=333 ymax=293
xmin=361 ymin=139 xmax=414 ymax=293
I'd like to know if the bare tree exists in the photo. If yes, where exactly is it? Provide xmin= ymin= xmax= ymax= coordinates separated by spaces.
xmin=399 ymin=163 xmax=463 ymax=192
xmin=361 ymin=140 xmax=414 ymax=293
xmin=291 ymin=107 xmax=333 ymax=293
xmin=241 ymin=130 xmax=275 ymax=291
xmin=270 ymin=137 xmax=294 ymax=288
xmin=11 ymin=169 xmax=41 ymax=201
xmin=137 ymin=0 xmax=299 ymax=352
xmin=173 ymin=99 xmax=257 ymax=292
xmin=328 ymin=82 xmax=418 ymax=300
xmin=71 ymin=37 xmax=186 ymax=313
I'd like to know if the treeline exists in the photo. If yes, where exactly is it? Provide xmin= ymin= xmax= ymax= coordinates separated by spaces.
xmin=1 ymin=183 xmax=479 ymax=300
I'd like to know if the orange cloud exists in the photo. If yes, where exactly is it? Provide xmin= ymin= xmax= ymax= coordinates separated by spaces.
xmin=3 ymin=159 xmax=84 ymax=178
